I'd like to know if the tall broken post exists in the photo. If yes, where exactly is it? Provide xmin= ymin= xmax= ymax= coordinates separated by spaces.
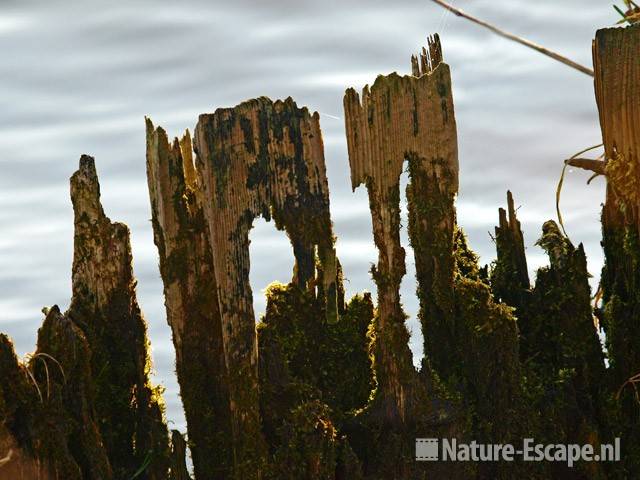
xmin=146 ymin=121 xmax=233 ymax=479
xmin=343 ymin=36 xmax=473 ymax=479
xmin=593 ymin=23 xmax=640 ymax=473
xmin=344 ymin=35 xmax=458 ymax=419
xmin=69 ymin=156 xmax=169 ymax=479
xmin=344 ymin=36 xmax=542 ymax=479
xmin=148 ymin=97 xmax=340 ymax=478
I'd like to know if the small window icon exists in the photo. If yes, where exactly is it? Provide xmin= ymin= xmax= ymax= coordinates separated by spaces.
xmin=416 ymin=438 xmax=439 ymax=461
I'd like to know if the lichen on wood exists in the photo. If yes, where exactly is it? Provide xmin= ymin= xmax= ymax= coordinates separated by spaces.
xmin=189 ymin=97 xmax=338 ymax=477
xmin=68 ymin=155 xmax=170 ymax=479
xmin=146 ymin=120 xmax=232 ymax=479
xmin=148 ymin=97 xmax=351 ymax=479
xmin=593 ymin=23 xmax=640 ymax=474
xmin=344 ymin=34 xmax=458 ymax=420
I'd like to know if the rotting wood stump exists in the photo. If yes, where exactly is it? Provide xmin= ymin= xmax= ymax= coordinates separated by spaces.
xmin=146 ymin=121 xmax=232 ymax=479
xmin=342 ymin=35 xmax=473 ymax=480
xmin=593 ymin=23 xmax=640 ymax=474
xmin=148 ymin=97 xmax=339 ymax=478
xmin=344 ymin=34 xmax=458 ymax=421
xmin=69 ymin=156 xmax=170 ymax=480
xmin=193 ymin=97 xmax=338 ymax=478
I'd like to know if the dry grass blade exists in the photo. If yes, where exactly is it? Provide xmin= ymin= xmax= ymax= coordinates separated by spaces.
xmin=130 ymin=451 xmax=153 ymax=479
xmin=23 ymin=366 xmax=43 ymax=404
xmin=617 ymin=372 xmax=640 ymax=405
xmin=21 ymin=352 xmax=66 ymax=403
xmin=0 ymin=449 xmax=13 ymax=468
xmin=33 ymin=352 xmax=66 ymax=384
xmin=429 ymin=0 xmax=594 ymax=76
xmin=556 ymin=162 xmax=569 ymax=237
xmin=556 ymin=144 xmax=604 ymax=238
xmin=36 ymin=356 xmax=51 ymax=400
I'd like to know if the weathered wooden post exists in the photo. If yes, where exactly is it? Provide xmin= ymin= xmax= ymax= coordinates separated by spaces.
xmin=192 ymin=98 xmax=338 ymax=478
xmin=343 ymin=35 xmax=458 ymax=420
xmin=148 ymin=97 xmax=339 ymax=478
xmin=593 ymin=23 xmax=640 ymax=472
xmin=146 ymin=122 xmax=233 ymax=479
xmin=69 ymin=156 xmax=170 ymax=479
xmin=342 ymin=36 xmax=478 ymax=480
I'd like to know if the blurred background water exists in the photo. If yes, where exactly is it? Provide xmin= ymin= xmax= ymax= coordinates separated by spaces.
xmin=0 ymin=0 xmax=612 ymax=433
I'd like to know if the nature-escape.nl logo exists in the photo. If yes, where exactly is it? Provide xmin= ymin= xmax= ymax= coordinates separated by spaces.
xmin=416 ymin=438 xmax=621 ymax=468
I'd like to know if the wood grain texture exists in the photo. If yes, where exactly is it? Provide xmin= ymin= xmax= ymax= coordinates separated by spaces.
xmin=343 ymin=35 xmax=458 ymax=420
xmin=191 ymin=97 xmax=337 ymax=478
xmin=69 ymin=156 xmax=169 ymax=479
xmin=146 ymin=120 xmax=232 ymax=479
xmin=594 ymin=24 xmax=640 ymax=227
xmin=593 ymin=25 xmax=640 ymax=473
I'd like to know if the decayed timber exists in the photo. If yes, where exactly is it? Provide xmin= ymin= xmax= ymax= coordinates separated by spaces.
xmin=491 ymin=191 xmax=530 ymax=310
xmin=343 ymin=36 xmax=544 ymax=479
xmin=187 ymin=97 xmax=337 ymax=477
xmin=69 ymin=156 xmax=169 ymax=479
xmin=146 ymin=120 xmax=232 ymax=479
xmin=594 ymin=24 xmax=640 ymax=227
xmin=341 ymin=36 xmax=478 ymax=480
xmin=343 ymin=34 xmax=458 ymax=418
xmin=593 ymin=23 xmax=640 ymax=472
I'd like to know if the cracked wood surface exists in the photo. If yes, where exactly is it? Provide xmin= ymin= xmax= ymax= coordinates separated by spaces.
xmin=343 ymin=35 xmax=458 ymax=420
xmin=593 ymin=26 xmax=640 ymax=472
xmin=188 ymin=97 xmax=337 ymax=478
xmin=146 ymin=120 xmax=232 ymax=479
xmin=594 ymin=23 xmax=640 ymax=227
xmin=69 ymin=156 xmax=169 ymax=479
